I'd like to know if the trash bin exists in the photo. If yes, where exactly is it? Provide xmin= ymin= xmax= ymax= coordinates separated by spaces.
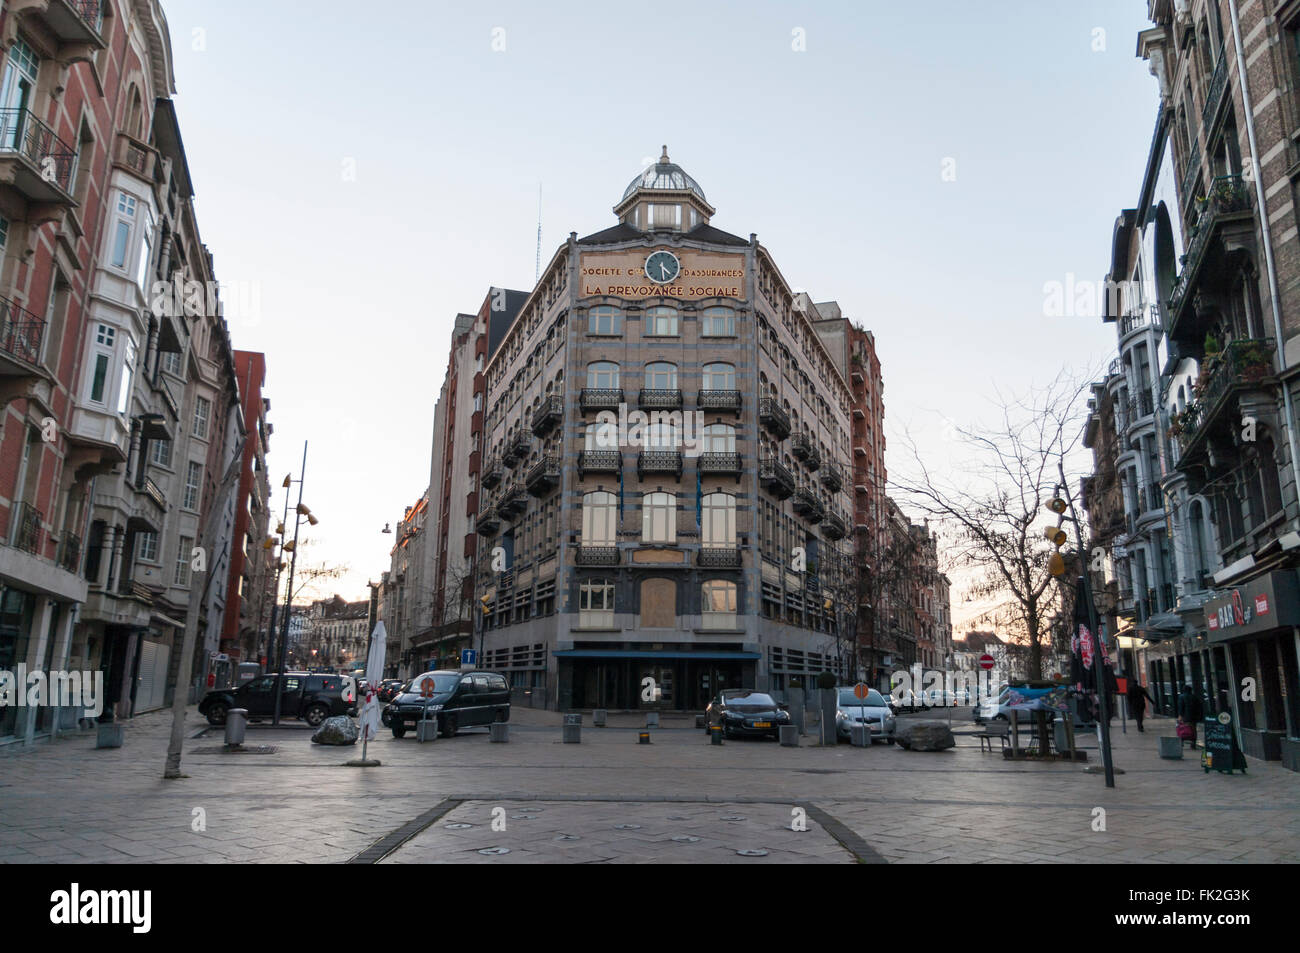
xmin=417 ymin=720 xmax=439 ymax=742
xmin=779 ymin=725 xmax=799 ymax=747
xmin=850 ymin=724 xmax=869 ymax=747
xmin=645 ymin=711 xmax=660 ymax=728
xmin=224 ymin=708 xmax=248 ymax=747
xmin=1158 ymin=736 xmax=1183 ymax=759
xmin=593 ymin=709 xmax=607 ymax=727
xmin=1053 ymin=717 xmax=1069 ymax=754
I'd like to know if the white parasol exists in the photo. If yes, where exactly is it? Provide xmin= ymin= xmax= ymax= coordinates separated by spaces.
xmin=358 ymin=621 xmax=387 ymax=758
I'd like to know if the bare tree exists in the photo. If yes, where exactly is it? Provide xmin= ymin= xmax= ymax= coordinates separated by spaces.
xmin=893 ymin=372 xmax=1091 ymax=682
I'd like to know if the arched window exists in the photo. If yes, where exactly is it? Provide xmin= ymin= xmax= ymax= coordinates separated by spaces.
xmin=645 ymin=306 xmax=678 ymax=336
xmin=644 ymin=361 xmax=677 ymax=389
xmin=702 ymin=423 xmax=735 ymax=453
xmin=701 ymin=306 xmax=736 ymax=337
xmin=587 ymin=361 xmax=620 ymax=388
xmin=585 ymin=420 xmax=618 ymax=450
xmin=703 ymin=362 xmax=735 ymax=390
xmin=702 ymin=492 xmax=736 ymax=548
xmin=589 ymin=305 xmax=622 ymax=335
xmin=582 ymin=491 xmax=618 ymax=545
xmin=701 ymin=580 xmax=738 ymax=629
xmin=642 ymin=492 xmax=676 ymax=543
xmin=579 ymin=578 xmax=615 ymax=628
xmin=644 ymin=418 xmax=679 ymax=448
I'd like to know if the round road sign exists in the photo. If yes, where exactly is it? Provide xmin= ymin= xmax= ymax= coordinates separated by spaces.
xmin=979 ymin=654 xmax=996 ymax=671
xmin=853 ymin=682 xmax=870 ymax=700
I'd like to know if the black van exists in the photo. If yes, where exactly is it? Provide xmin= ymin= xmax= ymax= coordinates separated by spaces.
xmin=382 ymin=670 xmax=510 ymax=738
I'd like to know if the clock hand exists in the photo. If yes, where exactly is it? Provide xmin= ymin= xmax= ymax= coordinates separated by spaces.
xmin=660 ymin=262 xmax=669 ymax=280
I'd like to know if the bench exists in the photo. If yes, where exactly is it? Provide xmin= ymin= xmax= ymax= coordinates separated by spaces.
xmin=976 ymin=721 xmax=1011 ymax=752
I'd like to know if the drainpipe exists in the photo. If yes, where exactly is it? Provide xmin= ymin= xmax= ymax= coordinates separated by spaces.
xmin=1228 ymin=0 xmax=1300 ymax=530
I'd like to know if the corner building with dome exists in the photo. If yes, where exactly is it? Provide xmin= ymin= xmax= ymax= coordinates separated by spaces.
xmin=476 ymin=148 xmax=859 ymax=711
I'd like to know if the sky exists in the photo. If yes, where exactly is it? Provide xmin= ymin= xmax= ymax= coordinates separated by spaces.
xmin=158 ymin=0 xmax=1159 ymax=618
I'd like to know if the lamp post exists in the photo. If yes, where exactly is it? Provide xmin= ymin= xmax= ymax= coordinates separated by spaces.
xmin=272 ymin=442 xmax=317 ymax=727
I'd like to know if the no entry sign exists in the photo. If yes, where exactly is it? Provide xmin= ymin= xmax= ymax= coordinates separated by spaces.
xmin=979 ymin=654 xmax=995 ymax=671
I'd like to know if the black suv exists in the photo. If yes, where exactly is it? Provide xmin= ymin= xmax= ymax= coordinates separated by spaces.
xmin=199 ymin=672 xmax=357 ymax=727
xmin=383 ymin=670 xmax=510 ymax=737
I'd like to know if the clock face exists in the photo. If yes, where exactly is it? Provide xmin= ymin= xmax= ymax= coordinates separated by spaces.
xmin=645 ymin=250 xmax=681 ymax=285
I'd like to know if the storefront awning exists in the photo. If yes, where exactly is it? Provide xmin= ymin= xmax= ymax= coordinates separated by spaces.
xmin=555 ymin=650 xmax=760 ymax=660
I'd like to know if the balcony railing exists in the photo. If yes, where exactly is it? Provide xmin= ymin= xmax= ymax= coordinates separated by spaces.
xmin=792 ymin=486 xmax=825 ymax=523
xmin=1174 ymin=338 xmax=1276 ymax=458
xmin=1180 ymin=141 xmax=1202 ymax=206
xmin=503 ymin=432 xmax=532 ymax=466
xmin=698 ymin=452 xmax=742 ymax=476
xmin=497 ymin=483 xmax=527 ymax=518
xmin=1119 ymin=304 xmax=1160 ymax=337
xmin=791 ymin=431 xmax=814 ymax=460
xmin=697 ymin=546 xmax=742 ymax=568
xmin=578 ymin=449 xmax=621 ymax=476
xmin=637 ymin=449 xmax=683 ymax=476
xmin=698 ymin=390 xmax=741 ymax=412
xmin=822 ymin=510 xmax=847 ymax=541
xmin=531 ymin=395 xmax=563 ymax=436
xmin=759 ymin=457 xmax=795 ymax=499
xmin=0 ymin=294 xmax=45 ymax=368
xmin=1126 ymin=390 xmax=1154 ymax=426
xmin=759 ymin=397 xmax=791 ymax=438
xmin=481 ymin=455 xmax=503 ymax=488
xmin=580 ymin=388 xmax=623 ymax=412
xmin=819 ymin=461 xmax=843 ymax=492
xmin=1202 ymin=52 xmax=1228 ymax=131
xmin=575 ymin=546 xmax=619 ymax=566
xmin=0 ymin=108 xmax=78 ymax=196
xmin=1169 ymin=175 xmax=1251 ymax=321
xmin=141 ymin=476 xmax=167 ymax=511
xmin=477 ymin=506 xmax=500 ymax=536
xmin=12 ymin=502 xmax=42 ymax=555
xmin=638 ymin=388 xmax=682 ymax=410
xmin=525 ymin=455 xmax=560 ymax=496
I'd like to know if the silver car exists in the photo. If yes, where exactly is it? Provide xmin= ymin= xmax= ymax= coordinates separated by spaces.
xmin=836 ymin=688 xmax=896 ymax=744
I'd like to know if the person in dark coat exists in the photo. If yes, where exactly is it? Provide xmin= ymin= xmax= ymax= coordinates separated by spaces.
xmin=1126 ymin=678 xmax=1156 ymax=732
xmin=1177 ymin=684 xmax=1204 ymax=748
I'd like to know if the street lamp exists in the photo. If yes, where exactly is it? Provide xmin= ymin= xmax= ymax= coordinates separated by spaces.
xmin=271 ymin=442 xmax=316 ymax=727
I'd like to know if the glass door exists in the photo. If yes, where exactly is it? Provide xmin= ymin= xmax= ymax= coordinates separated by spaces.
xmin=0 ymin=39 xmax=38 ymax=152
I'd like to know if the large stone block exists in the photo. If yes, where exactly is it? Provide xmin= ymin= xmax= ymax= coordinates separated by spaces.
xmin=311 ymin=716 xmax=359 ymax=746
xmin=895 ymin=720 xmax=955 ymax=752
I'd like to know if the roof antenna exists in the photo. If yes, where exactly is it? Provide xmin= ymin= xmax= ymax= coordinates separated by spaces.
xmin=535 ymin=182 xmax=542 ymax=284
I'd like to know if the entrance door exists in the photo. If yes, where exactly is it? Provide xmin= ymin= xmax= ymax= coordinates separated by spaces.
xmin=0 ymin=39 xmax=38 ymax=151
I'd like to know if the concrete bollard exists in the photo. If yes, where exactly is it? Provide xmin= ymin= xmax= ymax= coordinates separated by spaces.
xmin=489 ymin=722 xmax=509 ymax=743
xmin=563 ymin=712 xmax=582 ymax=726
xmin=417 ymin=721 xmax=439 ymax=742
xmin=593 ymin=709 xmax=607 ymax=727
xmin=1158 ymin=736 xmax=1183 ymax=759
xmin=779 ymin=725 xmax=799 ymax=747
xmin=850 ymin=724 xmax=869 ymax=748
xmin=710 ymin=725 xmax=724 ymax=745
xmin=695 ymin=714 xmax=706 ymax=729
xmin=562 ymin=722 xmax=581 ymax=744
xmin=645 ymin=711 xmax=660 ymax=728
xmin=95 ymin=723 xmax=124 ymax=749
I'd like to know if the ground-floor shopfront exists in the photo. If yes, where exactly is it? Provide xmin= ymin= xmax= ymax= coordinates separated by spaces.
xmin=557 ymin=649 xmax=759 ymax=711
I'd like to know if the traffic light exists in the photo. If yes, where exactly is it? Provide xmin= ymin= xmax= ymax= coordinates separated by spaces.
xmin=1044 ymin=502 xmax=1068 ymax=577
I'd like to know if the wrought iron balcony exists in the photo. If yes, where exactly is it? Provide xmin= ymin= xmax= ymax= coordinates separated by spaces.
xmin=57 ymin=532 xmax=82 ymax=573
xmin=481 ymin=455 xmax=503 ymax=488
xmin=791 ymin=431 xmax=815 ymax=461
xmin=0 ymin=294 xmax=45 ymax=372
xmin=1174 ymin=338 xmax=1275 ymax=462
xmin=638 ymin=388 xmax=682 ymax=410
xmin=531 ymin=395 xmax=563 ymax=437
xmin=42 ymin=1 xmax=106 ymax=42
xmin=1202 ymin=52 xmax=1228 ymax=132
xmin=697 ymin=546 xmax=742 ymax=568
xmin=140 ymin=476 xmax=166 ymax=512
xmin=0 ymin=108 xmax=78 ymax=201
xmin=698 ymin=452 xmax=742 ymax=477
xmin=578 ymin=449 xmax=621 ymax=476
xmin=819 ymin=461 xmax=843 ymax=492
xmin=1119 ymin=304 xmax=1160 ymax=337
xmin=1168 ymin=175 xmax=1251 ymax=330
xmin=822 ymin=510 xmax=847 ymax=541
xmin=759 ymin=397 xmax=790 ymax=438
xmin=497 ymin=483 xmax=527 ymax=518
xmin=525 ymin=455 xmax=560 ymax=497
xmin=580 ymin=388 xmax=623 ymax=412
xmin=698 ymin=390 xmax=741 ymax=412
xmin=503 ymin=432 xmax=532 ymax=466
xmin=477 ymin=506 xmax=500 ymax=536
xmin=792 ymin=486 xmax=825 ymax=523
xmin=11 ymin=502 xmax=42 ymax=555
xmin=1125 ymin=390 xmax=1155 ymax=427
xmin=637 ymin=449 xmax=683 ymax=477
xmin=759 ymin=456 xmax=795 ymax=499
xmin=576 ymin=545 xmax=619 ymax=566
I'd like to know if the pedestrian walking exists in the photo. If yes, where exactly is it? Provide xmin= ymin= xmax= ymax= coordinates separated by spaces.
xmin=1126 ymin=678 xmax=1155 ymax=732
xmin=1177 ymin=684 xmax=1204 ymax=748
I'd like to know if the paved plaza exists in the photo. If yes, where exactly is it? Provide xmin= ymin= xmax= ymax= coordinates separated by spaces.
xmin=1 ymin=707 xmax=1297 ymax=864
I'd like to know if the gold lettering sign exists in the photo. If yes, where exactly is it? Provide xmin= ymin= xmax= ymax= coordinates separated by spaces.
xmin=580 ymin=249 xmax=746 ymax=300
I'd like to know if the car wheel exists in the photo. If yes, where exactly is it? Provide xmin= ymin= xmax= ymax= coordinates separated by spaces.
xmin=391 ymin=725 xmax=406 ymax=738
xmin=440 ymin=714 xmax=458 ymax=738
xmin=304 ymin=703 xmax=329 ymax=727
xmin=205 ymin=702 xmax=228 ymax=726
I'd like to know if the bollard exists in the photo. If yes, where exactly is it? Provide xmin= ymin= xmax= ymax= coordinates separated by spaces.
xmin=850 ymin=724 xmax=869 ymax=748
xmin=638 ymin=731 xmax=651 ymax=744
xmin=224 ymin=708 xmax=248 ymax=747
xmin=710 ymin=725 xmax=724 ymax=745
xmin=95 ymin=723 xmax=124 ymax=749
xmin=562 ymin=722 xmax=581 ymax=744
xmin=1158 ymin=736 xmax=1183 ymax=759
xmin=489 ymin=722 xmax=509 ymax=743
xmin=695 ymin=714 xmax=706 ymax=729
xmin=779 ymin=725 xmax=799 ymax=747
xmin=593 ymin=709 xmax=607 ymax=727
xmin=645 ymin=711 xmax=660 ymax=728
xmin=417 ymin=720 xmax=439 ymax=742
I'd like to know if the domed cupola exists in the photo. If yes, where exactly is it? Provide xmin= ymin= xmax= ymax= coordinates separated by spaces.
xmin=613 ymin=145 xmax=716 ymax=233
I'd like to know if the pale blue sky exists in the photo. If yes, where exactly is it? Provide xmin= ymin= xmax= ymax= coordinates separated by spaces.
xmin=160 ymin=0 xmax=1158 ymax=610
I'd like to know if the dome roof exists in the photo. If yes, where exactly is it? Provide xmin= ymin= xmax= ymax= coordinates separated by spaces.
xmin=622 ymin=146 xmax=706 ymax=202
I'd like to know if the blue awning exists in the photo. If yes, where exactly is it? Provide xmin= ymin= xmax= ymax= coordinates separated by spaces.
xmin=554 ymin=650 xmax=760 ymax=661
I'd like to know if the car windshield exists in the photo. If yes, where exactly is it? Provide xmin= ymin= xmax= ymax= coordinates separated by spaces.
xmin=406 ymin=673 xmax=459 ymax=694
xmin=840 ymin=689 xmax=887 ymax=707
xmin=727 ymin=692 xmax=776 ymax=708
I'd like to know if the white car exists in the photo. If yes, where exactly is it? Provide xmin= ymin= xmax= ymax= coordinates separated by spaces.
xmin=836 ymin=688 xmax=897 ymax=744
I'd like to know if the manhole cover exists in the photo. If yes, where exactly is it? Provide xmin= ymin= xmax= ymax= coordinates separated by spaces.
xmin=510 ymin=814 xmax=537 ymax=819
xmin=193 ymin=745 xmax=278 ymax=755
xmin=478 ymin=847 xmax=510 ymax=855
xmin=554 ymin=834 xmax=581 ymax=841
xmin=671 ymin=836 xmax=701 ymax=843
xmin=721 ymin=815 xmax=747 ymax=821
xmin=444 ymin=823 xmax=474 ymax=830
xmin=614 ymin=824 xmax=642 ymax=830
xmin=736 ymin=849 xmax=769 ymax=857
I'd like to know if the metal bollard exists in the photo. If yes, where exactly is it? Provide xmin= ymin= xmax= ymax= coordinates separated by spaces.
xmin=638 ymin=731 xmax=651 ymax=744
xmin=593 ymin=709 xmax=607 ymax=727
xmin=417 ymin=720 xmax=439 ymax=742
xmin=779 ymin=725 xmax=799 ymax=747
xmin=850 ymin=724 xmax=869 ymax=748
xmin=645 ymin=711 xmax=660 ymax=728
xmin=224 ymin=708 xmax=248 ymax=747
xmin=562 ymin=722 xmax=581 ymax=744
xmin=710 ymin=725 xmax=724 ymax=745
xmin=489 ymin=722 xmax=509 ymax=743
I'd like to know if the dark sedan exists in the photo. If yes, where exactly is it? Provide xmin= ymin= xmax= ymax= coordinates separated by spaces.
xmin=705 ymin=690 xmax=791 ymax=739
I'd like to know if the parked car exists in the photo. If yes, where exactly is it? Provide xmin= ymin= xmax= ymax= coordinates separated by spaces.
xmin=704 ymin=689 xmax=791 ymax=740
xmin=890 ymin=689 xmax=929 ymax=713
xmin=377 ymin=679 xmax=405 ymax=703
xmin=199 ymin=672 xmax=356 ymax=727
xmin=972 ymin=687 xmax=1095 ymax=728
xmin=383 ymin=670 xmax=510 ymax=738
xmin=836 ymin=688 xmax=896 ymax=744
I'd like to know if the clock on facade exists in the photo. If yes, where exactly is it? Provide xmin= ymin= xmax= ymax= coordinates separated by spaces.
xmin=644 ymin=250 xmax=681 ymax=284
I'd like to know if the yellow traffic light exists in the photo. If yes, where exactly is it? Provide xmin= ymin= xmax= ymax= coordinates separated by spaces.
xmin=1047 ymin=497 xmax=1068 ymax=514
xmin=1048 ymin=552 xmax=1066 ymax=577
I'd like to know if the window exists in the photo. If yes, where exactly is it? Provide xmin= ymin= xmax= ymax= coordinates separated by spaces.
xmin=581 ymin=491 xmax=618 ymax=545
xmin=150 ymin=438 xmax=172 ymax=467
xmin=136 ymin=531 xmax=158 ymax=563
xmin=642 ymin=492 xmax=676 ymax=543
xmin=702 ymin=492 xmax=737 ymax=548
xmin=587 ymin=361 xmax=620 ymax=388
xmin=703 ymin=362 xmax=735 ymax=389
xmin=588 ymin=305 xmax=622 ymax=335
xmin=702 ymin=423 xmax=735 ymax=453
xmin=645 ymin=306 xmax=678 ymax=336
xmin=115 ymin=335 xmax=135 ymax=415
xmin=192 ymin=395 xmax=211 ymax=439
xmin=87 ymin=324 xmax=115 ymax=404
xmin=585 ymin=421 xmax=618 ymax=450
xmin=701 ymin=306 xmax=736 ymax=337
xmin=644 ymin=418 xmax=679 ymax=448
xmin=579 ymin=578 xmax=615 ymax=627
xmin=109 ymin=192 xmax=137 ymax=269
xmin=160 ymin=350 xmax=182 ymax=376
xmin=702 ymin=580 xmax=738 ymax=629
xmin=183 ymin=461 xmax=202 ymax=510
xmin=644 ymin=361 xmax=677 ymax=389
xmin=135 ymin=206 xmax=154 ymax=290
